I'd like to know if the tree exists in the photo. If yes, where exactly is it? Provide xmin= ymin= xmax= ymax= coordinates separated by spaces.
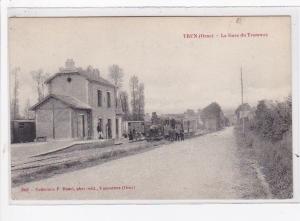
xmin=109 ymin=65 xmax=124 ymax=108
xmin=84 ymin=65 xmax=100 ymax=79
xmin=23 ymin=99 xmax=34 ymax=119
xmin=253 ymin=99 xmax=292 ymax=141
xmin=32 ymin=69 xmax=50 ymax=102
xmin=201 ymin=102 xmax=224 ymax=130
xmin=201 ymin=102 xmax=222 ymax=120
xmin=10 ymin=67 xmax=21 ymax=120
xmin=129 ymin=75 xmax=139 ymax=120
xmin=185 ymin=109 xmax=196 ymax=116
xmin=137 ymin=83 xmax=145 ymax=120
xmin=109 ymin=64 xmax=124 ymax=90
xmin=119 ymin=91 xmax=130 ymax=120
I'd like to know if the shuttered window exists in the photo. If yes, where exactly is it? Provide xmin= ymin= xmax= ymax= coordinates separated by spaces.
xmin=107 ymin=92 xmax=111 ymax=108
xmin=97 ymin=90 xmax=102 ymax=107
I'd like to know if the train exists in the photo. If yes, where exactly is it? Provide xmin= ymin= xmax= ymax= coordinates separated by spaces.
xmin=124 ymin=116 xmax=198 ymax=142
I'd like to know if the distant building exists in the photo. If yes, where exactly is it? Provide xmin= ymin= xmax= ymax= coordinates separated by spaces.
xmin=235 ymin=103 xmax=252 ymax=124
xmin=31 ymin=60 xmax=122 ymax=140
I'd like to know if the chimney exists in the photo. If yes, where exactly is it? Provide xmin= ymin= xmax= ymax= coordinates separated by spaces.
xmin=64 ymin=59 xmax=76 ymax=71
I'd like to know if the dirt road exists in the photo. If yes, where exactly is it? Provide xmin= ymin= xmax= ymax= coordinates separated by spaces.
xmin=12 ymin=127 xmax=270 ymax=200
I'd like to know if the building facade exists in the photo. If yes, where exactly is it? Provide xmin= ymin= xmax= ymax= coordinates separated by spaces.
xmin=31 ymin=60 xmax=122 ymax=140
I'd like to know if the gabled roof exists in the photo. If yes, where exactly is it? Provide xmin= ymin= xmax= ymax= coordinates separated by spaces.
xmin=30 ymin=94 xmax=92 ymax=110
xmin=45 ymin=70 xmax=115 ymax=88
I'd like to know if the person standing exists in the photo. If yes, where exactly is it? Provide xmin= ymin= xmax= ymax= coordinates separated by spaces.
xmin=97 ymin=120 xmax=103 ymax=139
xmin=175 ymin=124 xmax=180 ymax=141
xmin=180 ymin=125 xmax=184 ymax=141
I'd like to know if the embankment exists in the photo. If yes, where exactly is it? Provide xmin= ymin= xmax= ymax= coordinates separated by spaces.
xmin=234 ymin=127 xmax=293 ymax=199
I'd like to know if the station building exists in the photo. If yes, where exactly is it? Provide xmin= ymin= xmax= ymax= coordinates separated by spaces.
xmin=31 ymin=60 xmax=123 ymax=140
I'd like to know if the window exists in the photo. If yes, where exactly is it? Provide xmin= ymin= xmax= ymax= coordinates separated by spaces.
xmin=107 ymin=91 xmax=111 ymax=108
xmin=97 ymin=90 xmax=102 ymax=107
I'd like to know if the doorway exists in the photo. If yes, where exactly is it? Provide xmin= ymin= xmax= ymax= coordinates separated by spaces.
xmin=107 ymin=119 xmax=112 ymax=139
xmin=78 ymin=114 xmax=85 ymax=138
xmin=116 ymin=118 xmax=119 ymax=138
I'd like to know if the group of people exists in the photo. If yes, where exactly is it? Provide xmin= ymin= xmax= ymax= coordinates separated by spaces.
xmin=128 ymin=129 xmax=144 ymax=141
xmin=96 ymin=120 xmax=112 ymax=140
xmin=164 ymin=124 xmax=185 ymax=141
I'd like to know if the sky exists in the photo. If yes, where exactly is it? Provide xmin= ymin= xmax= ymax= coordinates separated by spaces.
xmin=9 ymin=16 xmax=291 ymax=115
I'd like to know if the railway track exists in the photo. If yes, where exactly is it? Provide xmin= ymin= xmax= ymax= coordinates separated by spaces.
xmin=11 ymin=139 xmax=168 ymax=187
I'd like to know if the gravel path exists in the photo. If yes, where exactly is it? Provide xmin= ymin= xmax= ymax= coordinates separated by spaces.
xmin=12 ymin=127 xmax=269 ymax=200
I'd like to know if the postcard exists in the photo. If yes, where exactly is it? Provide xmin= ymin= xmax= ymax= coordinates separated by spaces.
xmin=8 ymin=16 xmax=295 ymax=201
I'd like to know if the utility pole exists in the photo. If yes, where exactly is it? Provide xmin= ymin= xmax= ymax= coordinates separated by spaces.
xmin=241 ymin=66 xmax=244 ymax=105
xmin=240 ymin=66 xmax=245 ymax=135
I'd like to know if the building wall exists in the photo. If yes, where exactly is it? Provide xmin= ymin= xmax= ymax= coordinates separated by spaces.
xmin=71 ymin=109 xmax=90 ymax=139
xmin=88 ymin=82 xmax=117 ymax=139
xmin=49 ymin=74 xmax=89 ymax=103
xmin=46 ymin=73 xmax=119 ymax=140
xmin=36 ymin=98 xmax=72 ymax=139
xmin=115 ymin=116 xmax=122 ymax=139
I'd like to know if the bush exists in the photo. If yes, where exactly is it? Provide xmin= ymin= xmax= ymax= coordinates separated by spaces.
xmin=236 ymin=96 xmax=293 ymax=198
xmin=253 ymin=98 xmax=292 ymax=142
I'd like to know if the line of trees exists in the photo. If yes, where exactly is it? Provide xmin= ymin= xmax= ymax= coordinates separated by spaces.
xmin=235 ymin=96 xmax=293 ymax=198
xmin=31 ymin=69 xmax=50 ymax=102
xmin=235 ymin=95 xmax=292 ymax=141
xmin=10 ymin=67 xmax=49 ymax=120
xmin=10 ymin=67 xmax=21 ymax=120
xmin=10 ymin=63 xmax=145 ymax=121
xmin=108 ymin=64 xmax=145 ymax=121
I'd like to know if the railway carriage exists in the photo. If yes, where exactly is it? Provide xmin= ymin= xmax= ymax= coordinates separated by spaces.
xmin=123 ymin=120 xmax=145 ymax=140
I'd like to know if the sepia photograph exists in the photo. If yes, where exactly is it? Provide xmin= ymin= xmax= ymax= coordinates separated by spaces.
xmin=8 ymin=16 xmax=293 ymax=201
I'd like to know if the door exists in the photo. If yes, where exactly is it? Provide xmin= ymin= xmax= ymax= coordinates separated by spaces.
xmin=82 ymin=115 xmax=85 ymax=137
xmin=116 ymin=118 xmax=119 ymax=138
xmin=107 ymin=119 xmax=112 ymax=139
xmin=78 ymin=114 xmax=85 ymax=138
xmin=18 ymin=122 xmax=25 ymax=143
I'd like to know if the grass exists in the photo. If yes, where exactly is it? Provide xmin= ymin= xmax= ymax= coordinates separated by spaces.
xmin=234 ymin=126 xmax=293 ymax=199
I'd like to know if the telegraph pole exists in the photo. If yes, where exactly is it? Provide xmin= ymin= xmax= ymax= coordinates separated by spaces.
xmin=240 ymin=66 xmax=245 ymax=135
xmin=241 ymin=66 xmax=244 ymax=105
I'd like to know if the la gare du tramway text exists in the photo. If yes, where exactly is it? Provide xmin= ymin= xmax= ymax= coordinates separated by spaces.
xmin=183 ymin=32 xmax=269 ymax=39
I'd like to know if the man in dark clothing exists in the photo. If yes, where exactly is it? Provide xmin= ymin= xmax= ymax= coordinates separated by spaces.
xmin=129 ymin=130 xmax=133 ymax=141
xmin=180 ymin=129 xmax=184 ymax=141
xmin=97 ymin=122 xmax=103 ymax=139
